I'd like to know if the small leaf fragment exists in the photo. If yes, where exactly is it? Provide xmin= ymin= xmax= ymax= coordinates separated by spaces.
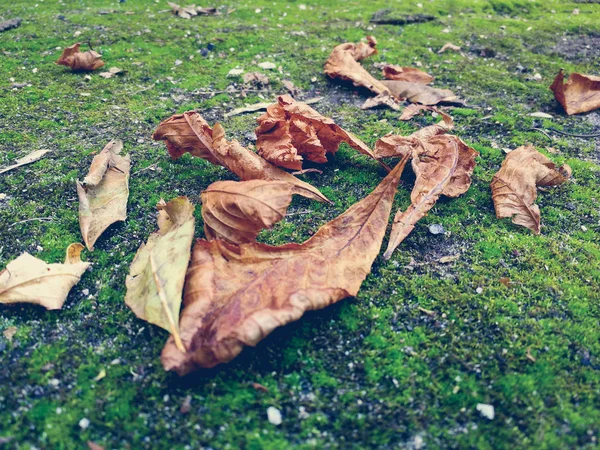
xmin=0 ymin=149 xmax=51 ymax=175
xmin=56 ymin=43 xmax=104 ymax=71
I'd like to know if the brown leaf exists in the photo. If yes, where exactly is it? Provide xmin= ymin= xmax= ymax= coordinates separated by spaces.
xmin=381 ymin=80 xmax=459 ymax=105
xmin=255 ymin=95 xmax=380 ymax=170
xmin=98 ymin=67 xmax=124 ymax=79
xmin=384 ymin=135 xmax=478 ymax=259
xmin=168 ymin=2 xmax=197 ymax=19
xmin=438 ymin=43 xmax=461 ymax=54
xmin=282 ymin=79 xmax=300 ymax=97
xmin=324 ymin=36 xmax=389 ymax=95
xmin=125 ymin=197 xmax=195 ymax=353
xmin=382 ymin=65 xmax=434 ymax=84
xmin=0 ymin=243 xmax=90 ymax=310
xmin=87 ymin=442 xmax=105 ymax=450
xmin=243 ymin=72 xmax=269 ymax=86
xmin=77 ymin=140 xmax=130 ymax=251
xmin=361 ymin=92 xmax=400 ymax=111
xmin=549 ymin=69 xmax=600 ymax=115
xmin=399 ymin=104 xmax=434 ymax=121
xmin=0 ymin=149 xmax=51 ymax=175
xmin=201 ymin=180 xmax=306 ymax=244
xmin=56 ymin=43 xmax=104 ymax=71
xmin=491 ymin=145 xmax=571 ymax=234
xmin=161 ymin=155 xmax=411 ymax=374
xmin=224 ymin=97 xmax=323 ymax=118
xmin=152 ymin=111 xmax=330 ymax=203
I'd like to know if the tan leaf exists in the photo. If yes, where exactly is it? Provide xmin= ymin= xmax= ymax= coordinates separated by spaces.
xmin=438 ymin=43 xmax=461 ymax=54
xmin=243 ymin=72 xmax=269 ymax=86
xmin=324 ymin=36 xmax=389 ymax=95
xmin=168 ymin=2 xmax=197 ymax=19
xmin=282 ymin=79 xmax=300 ymax=97
xmin=77 ymin=140 xmax=130 ymax=251
xmin=0 ymin=149 xmax=51 ymax=175
xmin=255 ymin=95 xmax=381 ymax=170
xmin=56 ymin=43 xmax=104 ymax=71
xmin=0 ymin=243 xmax=90 ymax=310
xmin=384 ymin=135 xmax=478 ymax=259
xmin=381 ymin=80 xmax=459 ymax=105
xmin=202 ymin=180 xmax=305 ymax=244
xmin=98 ymin=67 xmax=124 ymax=79
xmin=549 ymin=69 xmax=600 ymax=115
xmin=491 ymin=145 xmax=571 ymax=234
xmin=125 ymin=197 xmax=195 ymax=352
xmin=361 ymin=92 xmax=401 ymax=111
xmin=161 ymin=155 xmax=411 ymax=374
xmin=152 ymin=111 xmax=330 ymax=203
xmin=382 ymin=65 xmax=434 ymax=84
xmin=399 ymin=104 xmax=434 ymax=121
xmin=3 ymin=326 xmax=17 ymax=341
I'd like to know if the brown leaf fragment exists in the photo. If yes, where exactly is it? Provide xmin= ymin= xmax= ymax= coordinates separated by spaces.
xmin=256 ymin=95 xmax=380 ymax=170
xmin=98 ymin=67 xmax=124 ymax=79
xmin=56 ymin=43 xmax=104 ymax=71
xmin=0 ymin=243 xmax=90 ymax=310
xmin=152 ymin=111 xmax=330 ymax=203
xmin=549 ymin=69 xmax=600 ymax=115
xmin=168 ymin=2 xmax=198 ymax=19
xmin=361 ymin=92 xmax=400 ymax=111
xmin=161 ymin=155 xmax=411 ymax=374
xmin=2 ymin=326 xmax=17 ymax=341
xmin=125 ymin=197 xmax=195 ymax=353
xmin=243 ymin=72 xmax=269 ymax=86
xmin=490 ymin=145 xmax=571 ymax=234
xmin=0 ymin=149 xmax=51 ymax=175
xmin=87 ymin=442 xmax=105 ymax=450
xmin=202 ymin=180 xmax=305 ymax=244
xmin=382 ymin=65 xmax=434 ymax=84
xmin=324 ymin=36 xmax=389 ymax=95
xmin=438 ymin=43 xmax=461 ymax=54
xmin=197 ymin=7 xmax=217 ymax=15
xmin=399 ymin=104 xmax=434 ymax=121
xmin=384 ymin=135 xmax=478 ymax=259
xmin=282 ymin=79 xmax=300 ymax=97
xmin=381 ymin=80 xmax=459 ymax=105
xmin=77 ymin=140 xmax=130 ymax=251
xmin=252 ymin=382 xmax=269 ymax=392
xmin=224 ymin=97 xmax=323 ymax=118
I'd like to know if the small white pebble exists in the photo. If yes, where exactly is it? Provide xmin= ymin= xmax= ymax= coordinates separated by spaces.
xmin=48 ymin=378 xmax=60 ymax=387
xmin=79 ymin=418 xmax=90 ymax=430
xmin=267 ymin=406 xmax=282 ymax=425
xmin=56 ymin=407 xmax=62 ymax=414
xmin=174 ymin=59 xmax=182 ymax=66
xmin=581 ymin=225 xmax=588 ymax=231
xmin=82 ymin=289 xmax=89 ymax=296
xmin=299 ymin=4 xmax=306 ymax=9
xmin=476 ymin=287 xmax=483 ymax=294
xmin=255 ymin=8 xmax=261 ymax=13
xmin=533 ymin=73 xmax=542 ymax=81
xmin=476 ymin=403 xmax=495 ymax=420
xmin=32 ymin=68 xmax=38 ymax=74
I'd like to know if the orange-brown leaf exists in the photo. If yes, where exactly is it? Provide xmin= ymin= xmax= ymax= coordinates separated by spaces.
xmin=161 ymin=156 xmax=410 ymax=374
xmin=491 ymin=145 xmax=571 ymax=234
xmin=382 ymin=65 xmax=434 ymax=84
xmin=549 ymin=69 xmax=600 ymax=115
xmin=56 ymin=43 xmax=104 ymax=71
xmin=381 ymin=80 xmax=459 ymax=105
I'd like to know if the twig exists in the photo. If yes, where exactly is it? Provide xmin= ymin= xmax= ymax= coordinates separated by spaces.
xmin=133 ymin=163 xmax=158 ymax=175
xmin=532 ymin=127 xmax=600 ymax=138
xmin=8 ymin=217 xmax=53 ymax=228
xmin=286 ymin=209 xmax=313 ymax=217
xmin=531 ymin=127 xmax=554 ymax=140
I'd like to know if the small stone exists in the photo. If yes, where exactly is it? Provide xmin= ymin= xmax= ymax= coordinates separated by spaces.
xmin=200 ymin=48 xmax=209 ymax=57
xmin=48 ymin=378 xmax=60 ymax=387
xmin=79 ymin=418 xmax=90 ymax=430
xmin=174 ymin=59 xmax=182 ymax=66
xmin=581 ymin=225 xmax=588 ymax=232
xmin=476 ymin=287 xmax=483 ymax=294
xmin=428 ymin=223 xmax=445 ymax=235
xmin=267 ymin=406 xmax=282 ymax=425
xmin=82 ymin=289 xmax=89 ymax=296
xmin=476 ymin=403 xmax=495 ymax=420
xmin=532 ymin=73 xmax=542 ymax=81
xmin=258 ymin=62 xmax=276 ymax=70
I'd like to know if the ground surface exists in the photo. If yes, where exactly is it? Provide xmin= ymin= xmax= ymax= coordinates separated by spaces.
xmin=1 ymin=0 xmax=599 ymax=449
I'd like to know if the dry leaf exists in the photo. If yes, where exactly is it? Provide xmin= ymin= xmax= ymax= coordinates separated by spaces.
xmin=2 ymin=326 xmax=17 ymax=341
xmin=255 ymin=95 xmax=380 ymax=170
xmin=399 ymin=104 xmax=436 ymax=121
xmin=197 ymin=6 xmax=217 ymax=15
xmin=382 ymin=65 xmax=434 ymax=84
xmin=125 ymin=197 xmax=195 ymax=352
xmin=99 ymin=67 xmax=124 ymax=79
xmin=201 ymin=180 xmax=304 ymax=244
xmin=0 ymin=149 xmax=50 ymax=175
xmin=381 ymin=80 xmax=459 ymax=105
xmin=224 ymin=97 xmax=323 ymax=118
xmin=243 ymin=72 xmax=269 ymax=86
xmin=0 ymin=243 xmax=90 ymax=310
xmin=161 ymin=155 xmax=410 ymax=374
xmin=438 ymin=43 xmax=461 ymax=54
xmin=282 ymin=80 xmax=300 ymax=97
xmin=56 ymin=43 xmax=104 ymax=71
xmin=361 ymin=92 xmax=401 ymax=111
xmin=324 ymin=36 xmax=388 ymax=95
xmin=168 ymin=2 xmax=198 ymax=19
xmin=549 ymin=69 xmax=600 ymax=115
xmin=383 ymin=134 xmax=478 ymax=259
xmin=152 ymin=111 xmax=330 ymax=203
xmin=491 ymin=145 xmax=571 ymax=234
xmin=77 ymin=140 xmax=130 ymax=251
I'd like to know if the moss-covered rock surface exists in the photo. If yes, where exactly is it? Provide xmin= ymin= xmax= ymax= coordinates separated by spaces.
xmin=1 ymin=0 xmax=599 ymax=448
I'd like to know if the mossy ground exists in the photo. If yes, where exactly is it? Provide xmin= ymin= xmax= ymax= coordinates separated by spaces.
xmin=1 ymin=0 xmax=599 ymax=448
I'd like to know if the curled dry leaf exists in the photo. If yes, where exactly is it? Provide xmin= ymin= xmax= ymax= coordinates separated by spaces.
xmin=324 ymin=36 xmax=388 ymax=95
xmin=77 ymin=140 xmax=130 ymax=251
xmin=255 ymin=95 xmax=380 ymax=170
xmin=381 ymin=80 xmax=459 ymax=105
xmin=168 ymin=2 xmax=216 ymax=19
xmin=384 ymin=135 xmax=478 ymax=259
xmin=549 ymin=69 xmax=600 ymax=115
xmin=382 ymin=64 xmax=434 ymax=84
xmin=0 ymin=243 xmax=90 ymax=310
xmin=0 ymin=149 xmax=51 ymax=175
xmin=56 ymin=43 xmax=104 ymax=71
xmin=125 ymin=197 xmax=195 ymax=352
xmin=152 ymin=111 xmax=330 ymax=203
xmin=491 ymin=145 xmax=571 ymax=234
xmin=438 ymin=43 xmax=461 ymax=54
xmin=202 ymin=179 xmax=304 ymax=244
xmin=161 ymin=155 xmax=410 ymax=374
xmin=361 ymin=92 xmax=400 ymax=111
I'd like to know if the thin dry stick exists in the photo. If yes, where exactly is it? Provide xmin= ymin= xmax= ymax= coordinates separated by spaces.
xmin=8 ymin=217 xmax=53 ymax=228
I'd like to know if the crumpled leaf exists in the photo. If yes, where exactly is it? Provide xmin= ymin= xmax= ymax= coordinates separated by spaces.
xmin=168 ymin=2 xmax=215 ymax=18
xmin=384 ymin=135 xmax=478 ymax=259
xmin=161 ymin=155 xmax=410 ymax=374
xmin=152 ymin=111 xmax=330 ymax=203
xmin=125 ymin=197 xmax=195 ymax=352
xmin=549 ymin=69 xmax=600 ymax=115
xmin=381 ymin=80 xmax=459 ymax=105
xmin=0 ymin=149 xmax=51 ymax=175
xmin=0 ymin=243 xmax=90 ymax=310
xmin=243 ymin=72 xmax=269 ymax=86
xmin=77 ymin=140 xmax=130 ymax=251
xmin=56 ymin=43 xmax=104 ymax=71
xmin=361 ymin=92 xmax=400 ymax=111
xmin=201 ymin=179 xmax=303 ymax=244
xmin=255 ymin=95 xmax=380 ymax=170
xmin=324 ymin=36 xmax=389 ymax=95
xmin=382 ymin=65 xmax=434 ymax=84
xmin=491 ymin=145 xmax=571 ymax=234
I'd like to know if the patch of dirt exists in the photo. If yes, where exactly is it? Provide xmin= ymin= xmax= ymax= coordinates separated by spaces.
xmin=551 ymin=34 xmax=600 ymax=62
